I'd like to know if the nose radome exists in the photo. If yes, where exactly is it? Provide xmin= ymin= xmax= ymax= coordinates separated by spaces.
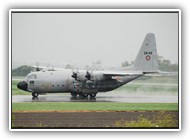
xmin=17 ymin=81 xmax=28 ymax=91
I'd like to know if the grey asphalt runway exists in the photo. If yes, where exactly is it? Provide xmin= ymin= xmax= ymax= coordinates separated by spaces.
xmin=12 ymin=92 xmax=178 ymax=103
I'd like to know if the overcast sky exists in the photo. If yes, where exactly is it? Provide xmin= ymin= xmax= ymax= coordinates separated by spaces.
xmin=12 ymin=11 xmax=179 ymax=68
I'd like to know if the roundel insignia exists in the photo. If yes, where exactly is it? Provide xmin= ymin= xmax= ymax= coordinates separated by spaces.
xmin=146 ymin=55 xmax=151 ymax=61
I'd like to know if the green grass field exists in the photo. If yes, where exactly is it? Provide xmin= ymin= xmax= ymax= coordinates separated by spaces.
xmin=12 ymin=102 xmax=178 ymax=112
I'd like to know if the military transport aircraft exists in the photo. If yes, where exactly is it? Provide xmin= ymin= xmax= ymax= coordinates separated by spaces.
xmin=17 ymin=33 xmax=159 ymax=98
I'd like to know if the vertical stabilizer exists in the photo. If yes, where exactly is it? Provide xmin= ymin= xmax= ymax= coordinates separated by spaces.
xmin=133 ymin=33 xmax=158 ymax=73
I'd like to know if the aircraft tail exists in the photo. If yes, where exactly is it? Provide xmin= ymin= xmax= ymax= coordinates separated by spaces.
xmin=133 ymin=33 xmax=159 ymax=73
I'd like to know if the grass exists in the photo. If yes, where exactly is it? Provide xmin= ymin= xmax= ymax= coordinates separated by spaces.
xmin=113 ymin=111 xmax=178 ymax=127
xmin=116 ymin=84 xmax=178 ymax=93
xmin=12 ymin=102 xmax=178 ymax=112
xmin=137 ymin=76 xmax=178 ymax=83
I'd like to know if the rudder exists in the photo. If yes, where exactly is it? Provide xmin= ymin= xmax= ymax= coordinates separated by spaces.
xmin=133 ymin=33 xmax=159 ymax=73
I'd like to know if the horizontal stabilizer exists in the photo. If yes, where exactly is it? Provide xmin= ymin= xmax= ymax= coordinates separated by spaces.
xmin=144 ymin=71 xmax=178 ymax=77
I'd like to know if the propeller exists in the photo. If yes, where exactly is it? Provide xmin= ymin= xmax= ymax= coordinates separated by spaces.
xmin=85 ymin=71 xmax=91 ymax=80
xmin=71 ymin=72 xmax=77 ymax=80
xmin=50 ymin=64 xmax=55 ymax=71
xmin=71 ymin=65 xmax=96 ymax=82
xmin=36 ymin=62 xmax=40 ymax=71
xmin=71 ymin=67 xmax=80 ymax=81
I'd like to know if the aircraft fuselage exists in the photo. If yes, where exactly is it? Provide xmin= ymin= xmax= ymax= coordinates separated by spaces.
xmin=17 ymin=69 xmax=142 ymax=97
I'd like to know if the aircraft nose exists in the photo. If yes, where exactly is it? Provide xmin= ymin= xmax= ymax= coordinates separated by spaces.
xmin=17 ymin=81 xmax=28 ymax=91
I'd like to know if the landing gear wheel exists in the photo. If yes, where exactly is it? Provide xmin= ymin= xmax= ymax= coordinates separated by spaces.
xmin=71 ymin=92 xmax=77 ymax=97
xmin=78 ymin=93 xmax=83 ymax=99
xmin=90 ymin=93 xmax=96 ymax=98
xmin=82 ymin=93 xmax=88 ymax=98
xmin=32 ymin=92 xmax=39 ymax=97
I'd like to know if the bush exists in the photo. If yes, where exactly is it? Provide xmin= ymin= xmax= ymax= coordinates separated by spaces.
xmin=12 ymin=65 xmax=33 ymax=76
xmin=113 ymin=112 xmax=178 ymax=128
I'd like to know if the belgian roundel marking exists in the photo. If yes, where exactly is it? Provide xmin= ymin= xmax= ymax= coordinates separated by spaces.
xmin=146 ymin=55 xmax=151 ymax=61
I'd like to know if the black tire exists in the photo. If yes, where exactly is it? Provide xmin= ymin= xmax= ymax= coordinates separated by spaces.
xmin=82 ymin=93 xmax=88 ymax=98
xmin=90 ymin=93 xmax=96 ymax=98
xmin=71 ymin=92 xmax=77 ymax=97
xmin=78 ymin=93 xmax=83 ymax=99
xmin=32 ymin=92 xmax=39 ymax=97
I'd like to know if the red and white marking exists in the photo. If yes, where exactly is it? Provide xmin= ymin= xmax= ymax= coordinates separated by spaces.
xmin=146 ymin=55 xmax=151 ymax=61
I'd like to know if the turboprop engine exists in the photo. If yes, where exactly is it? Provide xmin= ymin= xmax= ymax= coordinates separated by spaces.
xmin=71 ymin=70 xmax=107 ymax=82
xmin=86 ymin=71 xmax=107 ymax=81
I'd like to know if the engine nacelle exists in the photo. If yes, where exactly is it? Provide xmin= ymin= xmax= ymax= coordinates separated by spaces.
xmin=71 ymin=71 xmax=87 ymax=82
xmin=71 ymin=70 xmax=107 ymax=82
xmin=90 ymin=71 xmax=107 ymax=81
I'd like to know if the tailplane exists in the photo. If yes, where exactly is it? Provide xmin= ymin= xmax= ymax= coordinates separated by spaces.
xmin=133 ymin=33 xmax=159 ymax=73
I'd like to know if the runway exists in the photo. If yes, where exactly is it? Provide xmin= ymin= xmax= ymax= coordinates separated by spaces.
xmin=12 ymin=92 xmax=178 ymax=103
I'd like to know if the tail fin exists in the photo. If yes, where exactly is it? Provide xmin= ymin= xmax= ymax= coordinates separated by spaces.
xmin=133 ymin=33 xmax=159 ymax=73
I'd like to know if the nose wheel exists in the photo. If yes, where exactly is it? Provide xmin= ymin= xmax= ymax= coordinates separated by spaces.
xmin=32 ymin=92 xmax=39 ymax=97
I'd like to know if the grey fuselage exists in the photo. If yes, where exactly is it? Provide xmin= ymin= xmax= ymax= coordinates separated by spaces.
xmin=24 ymin=69 xmax=142 ymax=94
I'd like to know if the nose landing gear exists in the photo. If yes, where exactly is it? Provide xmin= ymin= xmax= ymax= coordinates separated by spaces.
xmin=32 ymin=92 xmax=39 ymax=97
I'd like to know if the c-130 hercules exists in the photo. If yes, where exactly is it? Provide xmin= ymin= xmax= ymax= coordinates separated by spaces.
xmin=17 ymin=33 xmax=159 ymax=98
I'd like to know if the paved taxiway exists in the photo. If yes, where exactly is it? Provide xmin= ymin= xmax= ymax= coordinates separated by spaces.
xmin=12 ymin=92 xmax=178 ymax=103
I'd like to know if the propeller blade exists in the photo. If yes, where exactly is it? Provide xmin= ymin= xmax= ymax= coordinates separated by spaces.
xmin=36 ymin=62 xmax=40 ymax=71
xmin=71 ymin=72 xmax=77 ymax=80
xmin=85 ymin=71 xmax=91 ymax=80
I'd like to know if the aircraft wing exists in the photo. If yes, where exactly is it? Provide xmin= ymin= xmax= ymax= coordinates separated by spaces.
xmin=102 ymin=71 xmax=144 ymax=76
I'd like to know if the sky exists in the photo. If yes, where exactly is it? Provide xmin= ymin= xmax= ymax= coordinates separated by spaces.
xmin=12 ymin=11 xmax=179 ymax=68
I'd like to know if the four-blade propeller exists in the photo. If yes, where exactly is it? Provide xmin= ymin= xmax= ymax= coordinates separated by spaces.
xmin=71 ymin=70 xmax=93 ymax=81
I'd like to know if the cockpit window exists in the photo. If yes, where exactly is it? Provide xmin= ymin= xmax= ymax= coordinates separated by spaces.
xmin=25 ymin=73 xmax=37 ymax=81
xmin=27 ymin=74 xmax=37 ymax=79
xmin=30 ymin=74 xmax=37 ymax=79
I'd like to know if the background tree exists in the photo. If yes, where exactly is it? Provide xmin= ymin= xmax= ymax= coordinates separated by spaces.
xmin=12 ymin=65 xmax=33 ymax=76
xmin=158 ymin=55 xmax=178 ymax=72
xmin=121 ymin=56 xmax=178 ymax=72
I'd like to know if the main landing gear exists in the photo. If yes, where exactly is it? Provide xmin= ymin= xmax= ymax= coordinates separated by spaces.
xmin=70 ymin=92 xmax=97 ymax=98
